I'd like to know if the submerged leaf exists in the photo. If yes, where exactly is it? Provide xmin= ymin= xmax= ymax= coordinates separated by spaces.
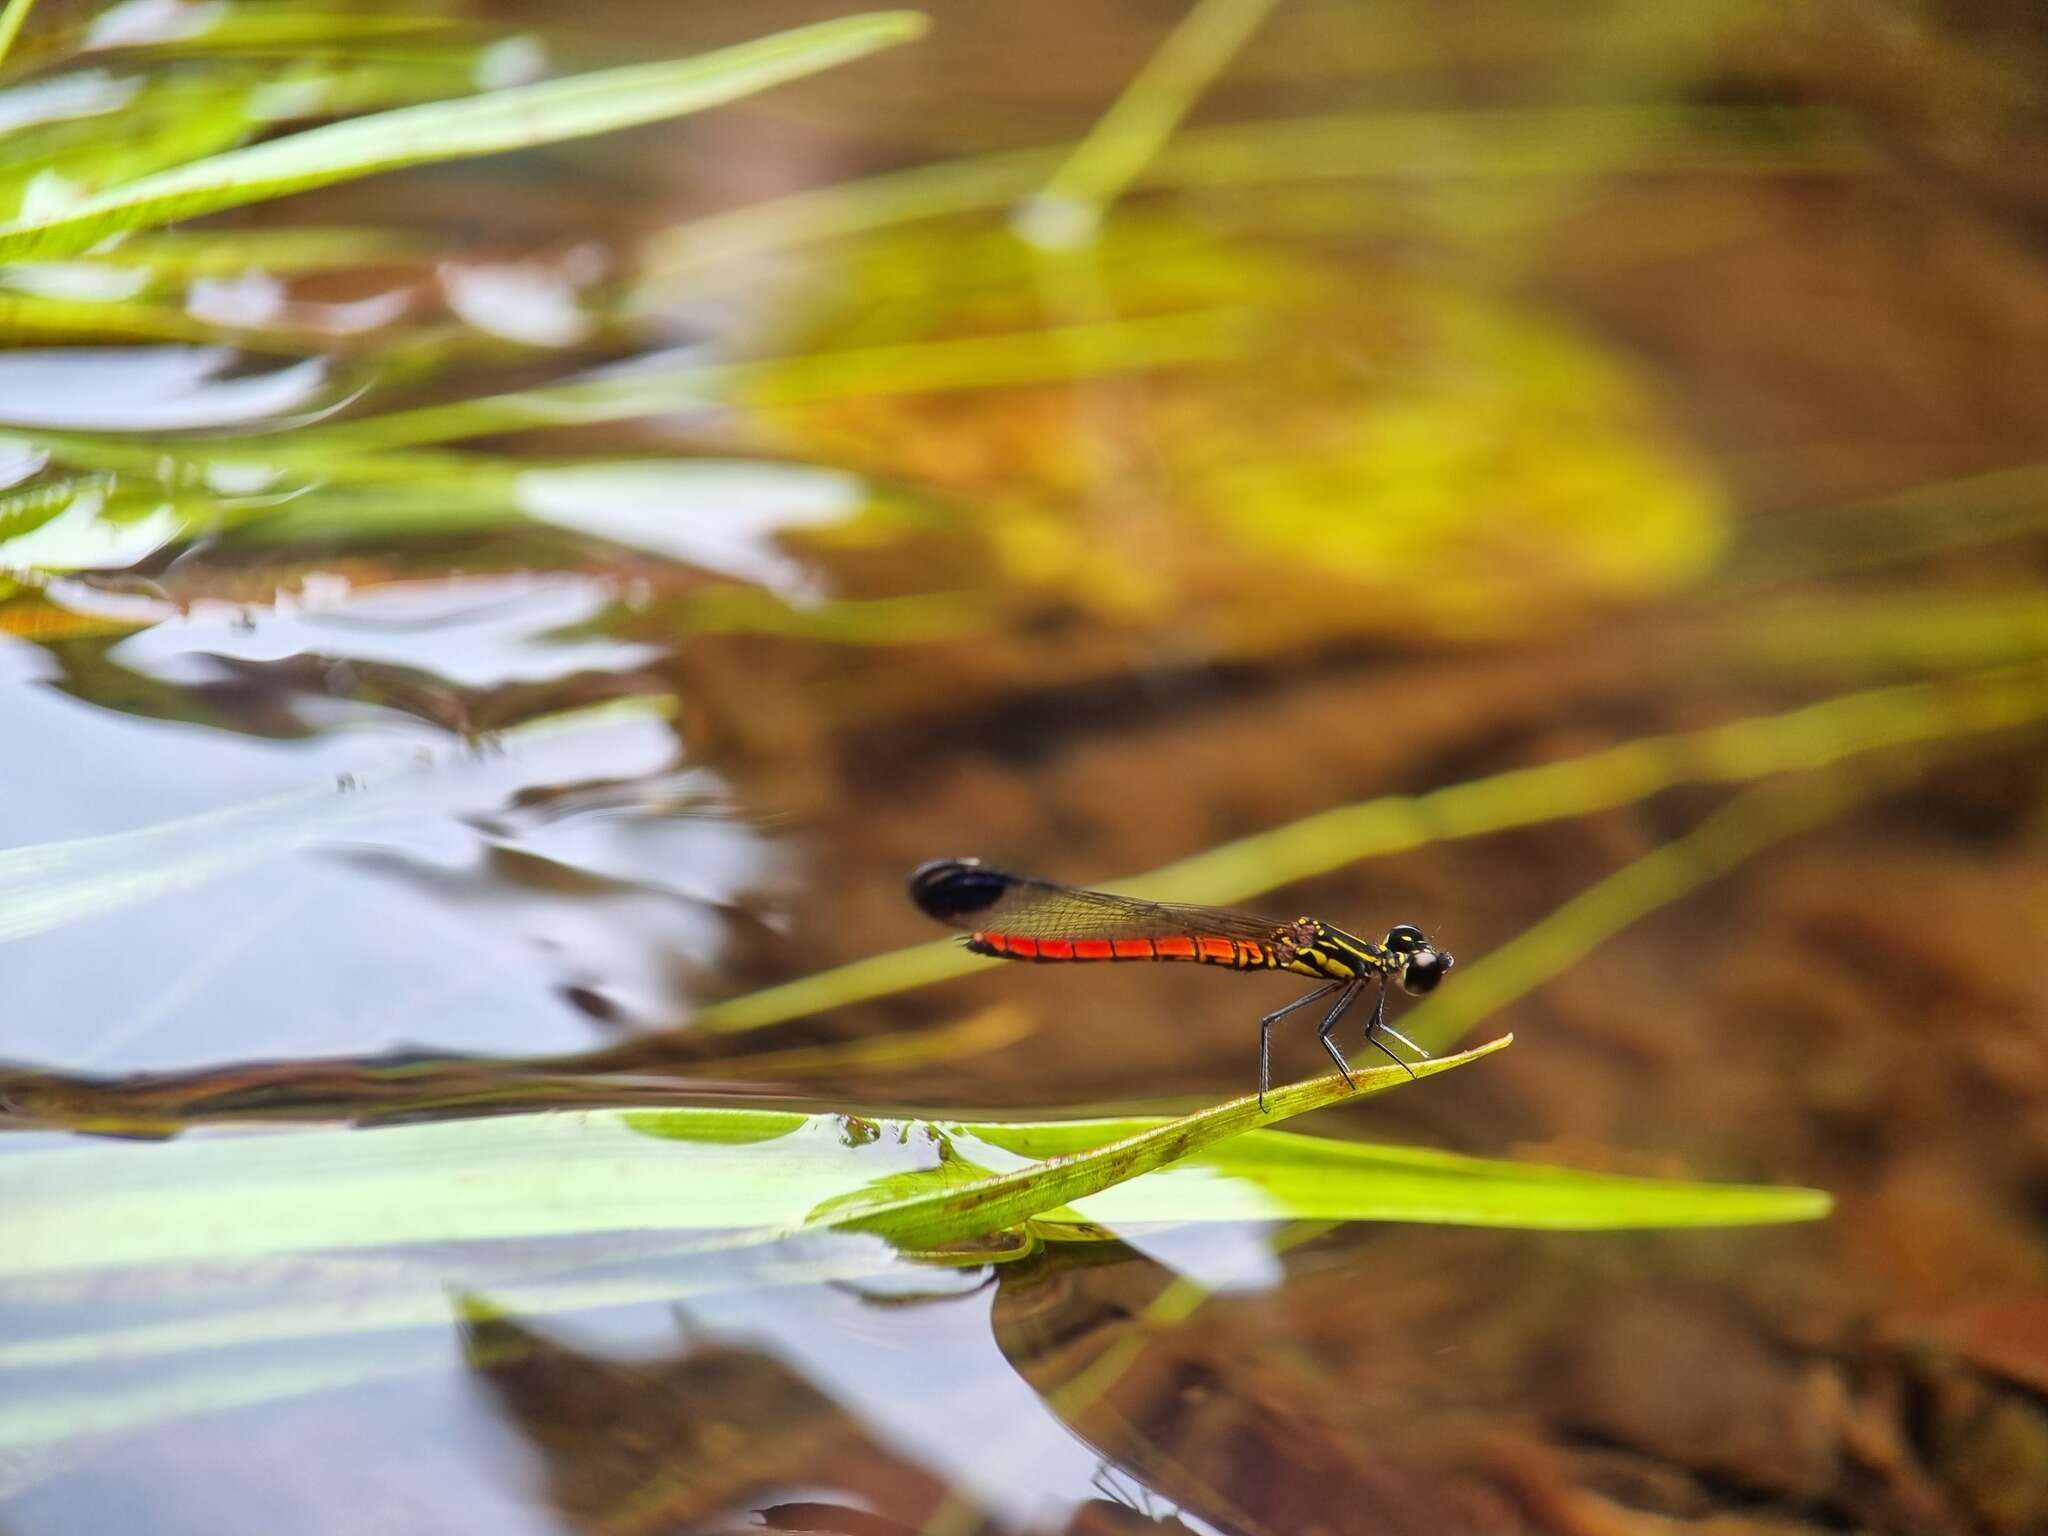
xmin=1190 ymin=285 xmax=1727 ymax=631
xmin=744 ymin=215 xmax=1726 ymax=640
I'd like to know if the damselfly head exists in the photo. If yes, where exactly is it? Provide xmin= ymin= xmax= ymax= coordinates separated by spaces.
xmin=1382 ymin=923 xmax=1454 ymax=995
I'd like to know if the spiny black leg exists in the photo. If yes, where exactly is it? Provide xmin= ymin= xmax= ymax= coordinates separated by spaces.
xmin=1361 ymin=979 xmax=1416 ymax=1079
xmin=1314 ymin=980 xmax=1365 ymax=1089
xmin=1258 ymin=981 xmax=1339 ymax=1112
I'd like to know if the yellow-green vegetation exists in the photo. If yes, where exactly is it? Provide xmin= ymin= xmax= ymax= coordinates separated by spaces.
xmin=0 ymin=14 xmax=930 ymax=261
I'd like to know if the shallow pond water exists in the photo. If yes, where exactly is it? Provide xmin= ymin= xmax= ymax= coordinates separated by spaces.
xmin=3 ymin=2 xmax=2047 ymax=1533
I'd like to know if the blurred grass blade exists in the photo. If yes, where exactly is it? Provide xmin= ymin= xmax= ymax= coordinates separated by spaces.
xmin=647 ymin=106 xmax=1862 ymax=286
xmin=1733 ymin=593 xmax=2048 ymax=676
xmin=76 ymin=2 xmax=466 ymax=55
xmin=1726 ymin=463 xmax=2048 ymax=584
xmin=1397 ymin=773 xmax=1879 ymax=1054
xmin=291 ymin=310 xmax=1254 ymax=451
xmin=0 ymin=0 xmax=37 ymax=74
xmin=691 ymin=663 xmax=2048 ymax=1034
xmin=0 ymin=49 xmax=549 ymax=222
xmin=0 ymin=12 xmax=929 ymax=261
xmin=1021 ymin=0 xmax=1281 ymax=243
xmin=0 ymin=695 xmax=674 ymax=944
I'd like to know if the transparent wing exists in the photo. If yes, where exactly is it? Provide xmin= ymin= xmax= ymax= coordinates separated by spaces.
xmin=908 ymin=860 xmax=1284 ymax=943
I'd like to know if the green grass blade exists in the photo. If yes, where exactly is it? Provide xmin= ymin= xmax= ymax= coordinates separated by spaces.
xmin=1395 ymin=773 xmax=1879 ymax=1055
xmin=0 ymin=0 xmax=38 ymax=74
xmin=994 ymin=1123 xmax=1830 ymax=1230
xmin=1733 ymin=592 xmax=2048 ymax=676
xmin=644 ymin=106 xmax=1861 ymax=290
xmin=0 ymin=12 xmax=929 ymax=261
xmin=88 ymin=225 xmax=439 ymax=273
xmin=290 ymin=309 xmax=1254 ymax=451
xmin=1 ymin=1054 xmax=1834 ymax=1446
xmin=1021 ymin=0 xmax=1282 ymax=244
xmin=1725 ymin=463 xmax=2048 ymax=584
xmin=823 ymin=1037 xmax=1513 ymax=1249
xmin=0 ymin=1034 xmax=1836 ymax=1291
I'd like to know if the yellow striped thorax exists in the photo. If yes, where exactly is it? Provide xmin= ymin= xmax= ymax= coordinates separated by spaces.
xmin=1270 ymin=918 xmax=1395 ymax=981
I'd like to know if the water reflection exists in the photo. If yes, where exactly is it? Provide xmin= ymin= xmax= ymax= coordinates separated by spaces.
xmin=456 ymin=1261 xmax=1244 ymax=1536
xmin=462 ymin=1302 xmax=979 ymax=1533
xmin=993 ymin=1240 xmax=1456 ymax=1536
xmin=110 ymin=573 xmax=661 ymax=694
xmin=0 ymin=346 xmax=329 ymax=430
xmin=511 ymin=462 xmax=867 ymax=597
xmin=0 ymin=631 xmax=779 ymax=1065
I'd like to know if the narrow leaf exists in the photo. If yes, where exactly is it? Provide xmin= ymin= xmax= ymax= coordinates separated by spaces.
xmin=0 ymin=13 xmax=929 ymax=260
xmin=824 ymin=1037 xmax=1514 ymax=1248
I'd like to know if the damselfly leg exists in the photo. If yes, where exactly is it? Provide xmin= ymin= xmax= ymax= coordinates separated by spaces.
xmin=1314 ymin=979 xmax=1366 ymax=1089
xmin=1258 ymin=981 xmax=1340 ymax=1110
xmin=1361 ymin=983 xmax=1425 ymax=1077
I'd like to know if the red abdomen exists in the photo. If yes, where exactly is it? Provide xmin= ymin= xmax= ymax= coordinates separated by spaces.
xmin=968 ymin=931 xmax=1271 ymax=968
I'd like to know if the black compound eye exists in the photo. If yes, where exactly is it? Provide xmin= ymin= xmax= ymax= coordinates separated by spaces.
xmin=1383 ymin=923 xmax=1426 ymax=954
xmin=1400 ymin=948 xmax=1452 ymax=995
xmin=908 ymin=858 xmax=1009 ymax=920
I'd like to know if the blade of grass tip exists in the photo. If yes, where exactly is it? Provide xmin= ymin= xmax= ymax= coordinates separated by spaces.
xmin=825 ymin=1035 xmax=1511 ymax=1251
xmin=0 ymin=0 xmax=38 ymax=74
xmin=0 ymin=12 xmax=930 ymax=262
xmin=1015 ymin=0 xmax=1284 ymax=249
xmin=964 ymin=1119 xmax=1831 ymax=1228
xmin=689 ymin=663 xmax=2048 ymax=1036
xmin=102 ymin=227 xmax=445 ymax=275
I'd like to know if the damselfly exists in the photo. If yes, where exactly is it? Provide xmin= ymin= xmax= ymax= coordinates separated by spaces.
xmin=909 ymin=858 xmax=1454 ymax=1108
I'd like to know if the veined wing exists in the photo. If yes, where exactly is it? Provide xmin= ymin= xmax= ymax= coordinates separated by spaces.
xmin=907 ymin=858 xmax=1284 ymax=944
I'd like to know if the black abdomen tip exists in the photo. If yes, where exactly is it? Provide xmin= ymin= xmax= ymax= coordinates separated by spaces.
xmin=908 ymin=858 xmax=1010 ymax=920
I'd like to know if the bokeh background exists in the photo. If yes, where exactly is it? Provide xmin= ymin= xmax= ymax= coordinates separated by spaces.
xmin=2 ymin=2 xmax=2046 ymax=1532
